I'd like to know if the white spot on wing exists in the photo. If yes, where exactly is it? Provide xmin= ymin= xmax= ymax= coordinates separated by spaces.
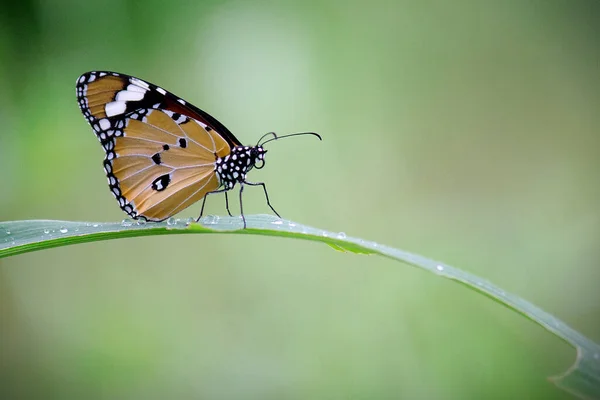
xmin=116 ymin=90 xmax=145 ymax=102
xmin=99 ymin=118 xmax=111 ymax=130
xmin=126 ymin=84 xmax=147 ymax=93
xmin=156 ymin=87 xmax=167 ymax=95
xmin=130 ymin=77 xmax=150 ymax=89
xmin=105 ymin=101 xmax=127 ymax=117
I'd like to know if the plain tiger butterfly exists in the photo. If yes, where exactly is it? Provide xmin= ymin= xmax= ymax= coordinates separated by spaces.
xmin=75 ymin=71 xmax=321 ymax=228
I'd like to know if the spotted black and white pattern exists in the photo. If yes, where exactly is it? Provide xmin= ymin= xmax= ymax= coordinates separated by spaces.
xmin=215 ymin=146 xmax=266 ymax=189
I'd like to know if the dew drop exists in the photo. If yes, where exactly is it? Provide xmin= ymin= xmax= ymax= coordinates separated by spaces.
xmin=185 ymin=217 xmax=195 ymax=225
xmin=337 ymin=232 xmax=347 ymax=239
xmin=136 ymin=219 xmax=146 ymax=226
xmin=121 ymin=219 xmax=133 ymax=227
xmin=59 ymin=227 xmax=68 ymax=234
xmin=5 ymin=230 xmax=10 ymax=235
xmin=272 ymin=220 xmax=283 ymax=225
xmin=166 ymin=217 xmax=176 ymax=226
xmin=43 ymin=229 xmax=50 ymax=234
xmin=322 ymin=232 xmax=329 ymax=238
xmin=288 ymin=222 xmax=296 ymax=228
xmin=203 ymin=215 xmax=220 ymax=225
xmin=436 ymin=265 xmax=444 ymax=272
xmin=92 ymin=224 xmax=99 ymax=228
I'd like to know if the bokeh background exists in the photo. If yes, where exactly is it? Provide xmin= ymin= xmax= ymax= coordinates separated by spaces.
xmin=1 ymin=1 xmax=599 ymax=398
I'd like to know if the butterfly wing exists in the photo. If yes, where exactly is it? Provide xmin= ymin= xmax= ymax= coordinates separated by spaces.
xmin=76 ymin=71 xmax=239 ymax=221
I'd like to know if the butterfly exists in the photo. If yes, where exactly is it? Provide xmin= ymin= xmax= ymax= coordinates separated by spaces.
xmin=75 ymin=71 xmax=321 ymax=228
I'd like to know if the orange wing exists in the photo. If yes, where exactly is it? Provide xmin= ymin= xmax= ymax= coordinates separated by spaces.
xmin=114 ymin=108 xmax=230 ymax=220
xmin=76 ymin=71 xmax=236 ymax=221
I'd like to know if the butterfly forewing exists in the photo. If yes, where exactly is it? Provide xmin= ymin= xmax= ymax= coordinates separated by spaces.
xmin=76 ymin=71 xmax=237 ymax=221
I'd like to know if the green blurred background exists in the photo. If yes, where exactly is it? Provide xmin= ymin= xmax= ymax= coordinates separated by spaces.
xmin=1 ymin=0 xmax=598 ymax=398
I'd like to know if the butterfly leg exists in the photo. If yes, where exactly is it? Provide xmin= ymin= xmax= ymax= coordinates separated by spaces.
xmin=223 ymin=192 xmax=233 ymax=217
xmin=197 ymin=188 xmax=230 ymax=222
xmin=238 ymin=183 xmax=247 ymax=229
xmin=244 ymin=181 xmax=282 ymax=219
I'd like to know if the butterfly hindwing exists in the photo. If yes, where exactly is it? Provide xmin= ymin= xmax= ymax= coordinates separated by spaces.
xmin=76 ymin=71 xmax=237 ymax=221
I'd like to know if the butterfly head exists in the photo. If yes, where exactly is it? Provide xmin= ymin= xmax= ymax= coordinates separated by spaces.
xmin=252 ymin=146 xmax=267 ymax=169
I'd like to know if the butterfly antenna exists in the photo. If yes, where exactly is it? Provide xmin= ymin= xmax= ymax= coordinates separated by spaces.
xmin=259 ymin=132 xmax=322 ymax=146
xmin=256 ymin=132 xmax=277 ymax=146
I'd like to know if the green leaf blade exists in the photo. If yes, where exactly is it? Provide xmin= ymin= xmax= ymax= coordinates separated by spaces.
xmin=0 ymin=215 xmax=598 ymax=399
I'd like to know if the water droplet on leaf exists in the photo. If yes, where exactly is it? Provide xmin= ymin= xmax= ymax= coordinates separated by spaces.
xmin=204 ymin=215 xmax=219 ymax=225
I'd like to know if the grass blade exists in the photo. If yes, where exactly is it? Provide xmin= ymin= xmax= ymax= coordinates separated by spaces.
xmin=0 ymin=214 xmax=598 ymax=399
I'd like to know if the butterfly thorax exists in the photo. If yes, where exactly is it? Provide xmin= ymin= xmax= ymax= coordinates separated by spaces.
xmin=215 ymin=145 xmax=266 ymax=190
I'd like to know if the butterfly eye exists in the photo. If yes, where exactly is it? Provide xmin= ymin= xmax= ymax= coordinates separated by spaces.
xmin=254 ymin=157 xmax=266 ymax=169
